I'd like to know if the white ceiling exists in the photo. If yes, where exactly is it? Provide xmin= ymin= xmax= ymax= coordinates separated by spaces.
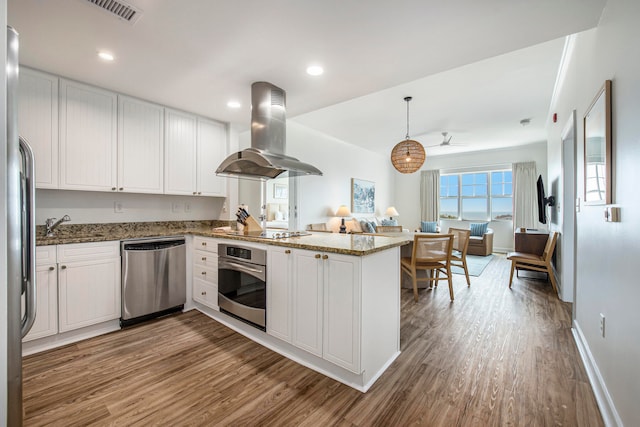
xmin=8 ymin=0 xmax=606 ymax=157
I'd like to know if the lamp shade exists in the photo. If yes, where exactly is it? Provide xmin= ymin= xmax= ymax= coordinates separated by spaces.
xmin=335 ymin=205 xmax=351 ymax=217
xmin=390 ymin=140 xmax=425 ymax=173
xmin=385 ymin=206 xmax=399 ymax=217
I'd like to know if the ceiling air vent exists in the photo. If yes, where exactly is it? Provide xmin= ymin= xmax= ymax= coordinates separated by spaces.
xmin=84 ymin=0 xmax=142 ymax=25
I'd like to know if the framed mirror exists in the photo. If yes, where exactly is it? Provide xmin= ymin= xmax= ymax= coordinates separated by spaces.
xmin=583 ymin=80 xmax=612 ymax=205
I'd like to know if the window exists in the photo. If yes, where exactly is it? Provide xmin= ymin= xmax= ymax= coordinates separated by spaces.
xmin=491 ymin=171 xmax=513 ymax=220
xmin=439 ymin=175 xmax=459 ymax=219
xmin=439 ymin=169 xmax=512 ymax=221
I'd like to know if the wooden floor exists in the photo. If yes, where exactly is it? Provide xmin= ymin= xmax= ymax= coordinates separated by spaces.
xmin=23 ymin=254 xmax=603 ymax=426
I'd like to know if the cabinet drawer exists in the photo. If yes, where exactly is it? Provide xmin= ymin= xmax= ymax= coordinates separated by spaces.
xmin=194 ymin=250 xmax=217 ymax=269
xmin=193 ymin=278 xmax=218 ymax=310
xmin=36 ymin=245 xmax=57 ymax=266
xmin=193 ymin=237 xmax=218 ymax=253
xmin=193 ymin=264 xmax=217 ymax=285
xmin=57 ymin=241 xmax=120 ymax=262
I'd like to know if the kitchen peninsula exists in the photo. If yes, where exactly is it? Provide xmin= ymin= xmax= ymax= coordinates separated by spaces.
xmin=33 ymin=221 xmax=412 ymax=392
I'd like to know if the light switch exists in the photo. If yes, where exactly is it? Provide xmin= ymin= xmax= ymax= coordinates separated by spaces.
xmin=172 ymin=202 xmax=181 ymax=213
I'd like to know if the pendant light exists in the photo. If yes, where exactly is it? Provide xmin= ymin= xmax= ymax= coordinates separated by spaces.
xmin=390 ymin=96 xmax=426 ymax=173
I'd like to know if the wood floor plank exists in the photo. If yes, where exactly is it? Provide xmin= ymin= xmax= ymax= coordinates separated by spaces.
xmin=22 ymin=254 xmax=604 ymax=426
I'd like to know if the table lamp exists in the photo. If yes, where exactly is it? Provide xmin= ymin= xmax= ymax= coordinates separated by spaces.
xmin=385 ymin=206 xmax=399 ymax=220
xmin=335 ymin=205 xmax=351 ymax=233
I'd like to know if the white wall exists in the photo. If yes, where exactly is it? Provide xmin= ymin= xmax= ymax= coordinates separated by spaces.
xmin=394 ymin=142 xmax=547 ymax=252
xmin=35 ymin=190 xmax=225 ymax=224
xmin=236 ymin=121 xmax=394 ymax=230
xmin=547 ymin=1 xmax=640 ymax=424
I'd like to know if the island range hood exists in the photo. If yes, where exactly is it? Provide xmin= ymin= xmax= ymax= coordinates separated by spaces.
xmin=216 ymin=82 xmax=323 ymax=180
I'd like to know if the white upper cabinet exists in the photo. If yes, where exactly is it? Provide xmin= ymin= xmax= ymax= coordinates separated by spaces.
xmin=196 ymin=118 xmax=227 ymax=197
xmin=18 ymin=68 xmax=59 ymax=188
xmin=118 ymin=95 xmax=164 ymax=193
xmin=59 ymin=79 xmax=118 ymax=191
xmin=164 ymin=108 xmax=197 ymax=195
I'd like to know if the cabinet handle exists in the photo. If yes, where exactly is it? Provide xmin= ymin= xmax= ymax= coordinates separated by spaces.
xmin=202 ymin=257 xmax=207 ymax=261
xmin=202 ymin=242 xmax=207 ymax=246
xmin=201 ymin=291 xmax=206 ymax=296
xmin=111 ymin=187 xmax=116 ymax=191
xmin=315 ymin=254 xmax=321 ymax=259
xmin=198 ymin=192 xmax=202 ymax=195
xmin=48 ymin=266 xmax=55 ymax=271
xmin=193 ymin=192 xmax=197 ymax=195
xmin=201 ymin=271 xmax=206 ymax=275
xmin=285 ymin=250 xmax=291 ymax=254
xmin=119 ymin=187 xmax=123 ymax=191
xmin=322 ymin=255 xmax=328 ymax=260
xmin=60 ymin=265 xmax=67 ymax=270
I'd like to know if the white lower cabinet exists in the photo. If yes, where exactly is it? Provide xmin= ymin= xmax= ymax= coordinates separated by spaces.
xmin=57 ymin=241 xmax=121 ymax=333
xmin=267 ymin=247 xmax=361 ymax=373
xmin=192 ymin=236 xmax=220 ymax=310
xmin=266 ymin=246 xmax=293 ymax=342
xmin=23 ymin=246 xmax=58 ymax=342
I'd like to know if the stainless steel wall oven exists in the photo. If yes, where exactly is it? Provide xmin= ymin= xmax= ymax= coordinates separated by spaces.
xmin=218 ymin=243 xmax=266 ymax=330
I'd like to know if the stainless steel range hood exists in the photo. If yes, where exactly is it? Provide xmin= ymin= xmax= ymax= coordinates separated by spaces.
xmin=216 ymin=82 xmax=323 ymax=180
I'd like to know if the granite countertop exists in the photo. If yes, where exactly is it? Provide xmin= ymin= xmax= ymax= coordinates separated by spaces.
xmin=36 ymin=221 xmax=413 ymax=256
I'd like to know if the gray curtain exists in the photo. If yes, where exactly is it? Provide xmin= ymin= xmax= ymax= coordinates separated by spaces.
xmin=512 ymin=161 xmax=537 ymax=230
xmin=420 ymin=170 xmax=440 ymax=221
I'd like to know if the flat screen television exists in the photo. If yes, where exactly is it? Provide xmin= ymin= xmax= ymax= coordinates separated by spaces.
xmin=537 ymin=174 xmax=555 ymax=224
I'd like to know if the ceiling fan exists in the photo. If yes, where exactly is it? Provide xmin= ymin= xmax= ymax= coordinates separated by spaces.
xmin=427 ymin=132 xmax=464 ymax=148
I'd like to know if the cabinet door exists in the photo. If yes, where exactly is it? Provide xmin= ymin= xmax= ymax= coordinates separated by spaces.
xmin=18 ymin=68 xmax=59 ymax=188
xmin=323 ymin=253 xmax=361 ymax=373
xmin=193 ymin=279 xmax=218 ymax=310
xmin=164 ymin=108 xmax=197 ymax=195
xmin=292 ymin=250 xmax=323 ymax=356
xmin=59 ymin=79 xmax=117 ymax=191
xmin=58 ymin=257 xmax=121 ymax=332
xmin=118 ymin=95 xmax=164 ymax=193
xmin=196 ymin=118 xmax=227 ymax=196
xmin=267 ymin=246 xmax=293 ymax=342
xmin=23 ymin=264 xmax=58 ymax=342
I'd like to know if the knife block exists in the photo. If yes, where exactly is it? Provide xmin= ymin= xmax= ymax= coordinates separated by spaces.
xmin=242 ymin=215 xmax=263 ymax=233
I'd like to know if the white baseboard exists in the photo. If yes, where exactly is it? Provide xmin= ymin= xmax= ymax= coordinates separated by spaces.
xmin=572 ymin=321 xmax=623 ymax=427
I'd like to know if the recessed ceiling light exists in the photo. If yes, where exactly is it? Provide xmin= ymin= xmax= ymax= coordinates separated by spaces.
xmin=227 ymin=101 xmax=241 ymax=109
xmin=98 ymin=51 xmax=115 ymax=61
xmin=306 ymin=65 xmax=324 ymax=76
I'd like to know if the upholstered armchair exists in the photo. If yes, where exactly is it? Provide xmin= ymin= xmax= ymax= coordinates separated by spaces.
xmin=467 ymin=228 xmax=493 ymax=256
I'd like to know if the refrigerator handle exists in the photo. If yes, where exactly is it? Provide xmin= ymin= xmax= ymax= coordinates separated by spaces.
xmin=20 ymin=136 xmax=37 ymax=337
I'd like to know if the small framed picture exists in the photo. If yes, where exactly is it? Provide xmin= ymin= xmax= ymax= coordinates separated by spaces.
xmin=274 ymin=183 xmax=288 ymax=199
xmin=351 ymin=178 xmax=375 ymax=213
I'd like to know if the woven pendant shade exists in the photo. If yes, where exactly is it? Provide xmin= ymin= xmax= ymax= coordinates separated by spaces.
xmin=391 ymin=139 xmax=426 ymax=173
xmin=391 ymin=96 xmax=426 ymax=173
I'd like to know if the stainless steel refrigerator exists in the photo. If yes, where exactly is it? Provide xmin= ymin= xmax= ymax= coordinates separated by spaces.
xmin=6 ymin=25 xmax=37 ymax=426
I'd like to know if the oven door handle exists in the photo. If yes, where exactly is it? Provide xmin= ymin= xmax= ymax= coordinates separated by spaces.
xmin=221 ymin=260 xmax=265 ymax=275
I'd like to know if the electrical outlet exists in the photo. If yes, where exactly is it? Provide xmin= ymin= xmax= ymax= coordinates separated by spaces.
xmin=184 ymin=203 xmax=191 ymax=213
xmin=600 ymin=313 xmax=605 ymax=338
xmin=114 ymin=201 xmax=124 ymax=213
xmin=172 ymin=202 xmax=181 ymax=213
xmin=222 ymin=201 xmax=227 ymax=213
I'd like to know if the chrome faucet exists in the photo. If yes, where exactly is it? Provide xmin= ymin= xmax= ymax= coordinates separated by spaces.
xmin=45 ymin=215 xmax=71 ymax=237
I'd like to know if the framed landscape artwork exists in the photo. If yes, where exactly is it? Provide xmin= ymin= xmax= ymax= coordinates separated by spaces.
xmin=583 ymin=80 xmax=612 ymax=205
xmin=351 ymin=178 xmax=375 ymax=213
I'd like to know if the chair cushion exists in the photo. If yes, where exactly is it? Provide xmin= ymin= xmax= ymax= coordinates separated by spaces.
xmin=381 ymin=218 xmax=398 ymax=226
xmin=470 ymin=222 xmax=489 ymax=237
xmin=420 ymin=221 xmax=438 ymax=233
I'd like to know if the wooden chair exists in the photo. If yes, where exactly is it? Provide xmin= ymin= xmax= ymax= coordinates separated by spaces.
xmin=448 ymin=227 xmax=471 ymax=286
xmin=401 ymin=234 xmax=455 ymax=302
xmin=507 ymin=231 xmax=558 ymax=293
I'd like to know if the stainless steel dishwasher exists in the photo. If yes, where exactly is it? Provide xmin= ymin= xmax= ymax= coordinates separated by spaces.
xmin=120 ymin=236 xmax=186 ymax=327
